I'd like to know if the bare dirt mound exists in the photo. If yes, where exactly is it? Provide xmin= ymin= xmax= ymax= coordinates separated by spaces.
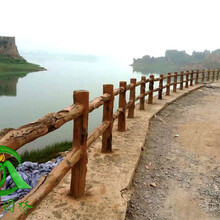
xmin=126 ymin=84 xmax=220 ymax=220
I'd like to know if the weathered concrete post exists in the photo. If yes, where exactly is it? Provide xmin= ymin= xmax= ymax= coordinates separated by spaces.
xmin=202 ymin=70 xmax=205 ymax=83
xmin=207 ymin=70 xmax=210 ymax=81
xmin=102 ymin=84 xmax=114 ymax=153
xmin=128 ymin=78 xmax=136 ymax=118
xmin=212 ymin=69 xmax=215 ymax=82
xmin=118 ymin=81 xmax=127 ymax=131
xmin=173 ymin=72 xmax=177 ymax=92
xmin=140 ymin=76 xmax=146 ymax=110
xmin=180 ymin=71 xmax=184 ymax=90
xmin=195 ymin=70 xmax=199 ymax=85
xmin=148 ymin=75 xmax=154 ymax=104
xmin=185 ymin=71 xmax=189 ymax=88
xmin=158 ymin=74 xmax=163 ymax=99
xmin=166 ymin=73 xmax=171 ymax=95
xmin=190 ymin=70 xmax=194 ymax=86
xmin=71 ymin=90 xmax=89 ymax=198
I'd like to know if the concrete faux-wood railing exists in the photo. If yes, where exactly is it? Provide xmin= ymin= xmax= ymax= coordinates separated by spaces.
xmin=0 ymin=68 xmax=219 ymax=219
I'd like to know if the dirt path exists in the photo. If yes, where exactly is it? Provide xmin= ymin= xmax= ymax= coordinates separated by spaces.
xmin=126 ymin=83 xmax=220 ymax=220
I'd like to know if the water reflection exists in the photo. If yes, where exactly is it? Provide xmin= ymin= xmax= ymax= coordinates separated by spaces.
xmin=0 ymin=76 xmax=18 ymax=96
xmin=0 ymin=72 xmax=31 ymax=96
xmin=0 ymin=56 xmax=144 ymax=152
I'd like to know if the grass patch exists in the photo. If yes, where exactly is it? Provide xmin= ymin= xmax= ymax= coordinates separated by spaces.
xmin=20 ymin=141 xmax=72 ymax=163
xmin=0 ymin=55 xmax=45 ymax=77
xmin=9 ymin=141 xmax=72 ymax=168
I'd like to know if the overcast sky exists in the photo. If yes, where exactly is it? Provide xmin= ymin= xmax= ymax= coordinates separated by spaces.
xmin=0 ymin=0 xmax=219 ymax=60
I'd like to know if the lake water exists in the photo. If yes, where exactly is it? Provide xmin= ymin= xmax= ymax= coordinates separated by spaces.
xmin=0 ymin=55 xmax=136 ymax=152
xmin=0 ymin=54 xmax=161 ymax=153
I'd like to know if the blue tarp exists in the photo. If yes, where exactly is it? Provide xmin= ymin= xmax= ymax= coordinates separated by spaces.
xmin=1 ymin=157 xmax=63 ymax=204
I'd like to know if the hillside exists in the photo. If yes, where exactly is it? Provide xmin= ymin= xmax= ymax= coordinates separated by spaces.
xmin=132 ymin=49 xmax=220 ymax=73
xmin=0 ymin=36 xmax=45 ymax=77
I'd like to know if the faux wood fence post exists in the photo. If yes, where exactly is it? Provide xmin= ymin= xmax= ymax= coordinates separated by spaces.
xmin=158 ymin=74 xmax=163 ymax=99
xmin=212 ymin=69 xmax=215 ymax=82
xmin=70 ymin=90 xmax=89 ymax=198
xmin=202 ymin=70 xmax=205 ymax=83
xmin=118 ymin=81 xmax=126 ymax=131
xmin=148 ymin=75 xmax=154 ymax=104
xmin=140 ymin=76 xmax=146 ymax=110
xmin=173 ymin=72 xmax=177 ymax=92
xmin=190 ymin=70 xmax=194 ymax=86
xmin=195 ymin=70 xmax=199 ymax=85
xmin=185 ymin=71 xmax=189 ymax=88
xmin=166 ymin=73 xmax=171 ymax=95
xmin=207 ymin=70 xmax=210 ymax=81
xmin=217 ymin=70 xmax=219 ymax=80
xmin=128 ymin=78 xmax=136 ymax=118
xmin=102 ymin=84 xmax=114 ymax=153
xmin=180 ymin=71 xmax=184 ymax=90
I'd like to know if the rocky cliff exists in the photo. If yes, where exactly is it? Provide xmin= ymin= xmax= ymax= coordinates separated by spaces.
xmin=0 ymin=36 xmax=20 ymax=57
xmin=132 ymin=49 xmax=220 ymax=73
xmin=0 ymin=36 xmax=45 ymax=78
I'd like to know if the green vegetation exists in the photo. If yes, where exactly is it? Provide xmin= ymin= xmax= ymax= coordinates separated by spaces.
xmin=132 ymin=59 xmax=178 ymax=74
xmin=21 ymin=141 xmax=72 ymax=163
xmin=10 ymin=141 xmax=72 ymax=168
xmin=0 ymin=55 xmax=45 ymax=77
xmin=132 ymin=49 xmax=220 ymax=74
xmin=0 ymin=75 xmax=18 ymax=96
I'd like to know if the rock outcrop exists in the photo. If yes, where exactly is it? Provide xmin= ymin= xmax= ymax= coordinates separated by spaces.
xmin=132 ymin=49 xmax=220 ymax=73
xmin=0 ymin=36 xmax=20 ymax=57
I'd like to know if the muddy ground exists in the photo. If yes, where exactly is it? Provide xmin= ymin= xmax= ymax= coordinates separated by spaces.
xmin=126 ymin=84 xmax=220 ymax=220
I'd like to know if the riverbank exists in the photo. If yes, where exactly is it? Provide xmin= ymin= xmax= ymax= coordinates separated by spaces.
xmin=0 ymin=55 xmax=45 ymax=77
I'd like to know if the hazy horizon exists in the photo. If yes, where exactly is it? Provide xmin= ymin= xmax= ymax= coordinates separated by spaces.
xmin=1 ymin=0 xmax=220 ymax=62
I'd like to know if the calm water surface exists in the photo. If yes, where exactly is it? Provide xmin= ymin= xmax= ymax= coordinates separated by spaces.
xmin=0 ymin=54 xmax=160 ymax=153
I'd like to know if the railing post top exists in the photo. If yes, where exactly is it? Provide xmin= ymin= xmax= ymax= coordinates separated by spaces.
xmin=150 ymin=74 xmax=154 ymax=78
xmin=130 ymin=78 xmax=136 ymax=82
xmin=168 ymin=72 xmax=172 ymax=75
xmin=73 ymin=90 xmax=89 ymax=106
xmin=103 ymin=84 xmax=113 ymax=89
xmin=73 ymin=90 xmax=89 ymax=96
xmin=160 ymin=74 xmax=164 ymax=77
xmin=120 ymin=81 xmax=127 ymax=86
xmin=141 ymin=76 xmax=146 ymax=80
xmin=174 ymin=72 xmax=178 ymax=74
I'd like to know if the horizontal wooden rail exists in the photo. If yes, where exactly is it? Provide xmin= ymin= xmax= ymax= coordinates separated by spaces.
xmin=87 ymin=120 xmax=110 ymax=148
xmin=154 ymin=77 xmax=160 ymax=81
xmin=89 ymin=93 xmax=111 ymax=112
xmin=135 ymin=93 xmax=144 ymax=101
xmin=126 ymin=83 xmax=135 ymax=91
xmin=127 ymin=100 xmax=134 ymax=109
xmin=114 ymin=87 xmax=125 ymax=96
xmin=113 ymin=107 xmax=123 ymax=121
xmin=0 ymin=104 xmax=84 ymax=151
xmin=135 ymin=81 xmax=142 ymax=87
